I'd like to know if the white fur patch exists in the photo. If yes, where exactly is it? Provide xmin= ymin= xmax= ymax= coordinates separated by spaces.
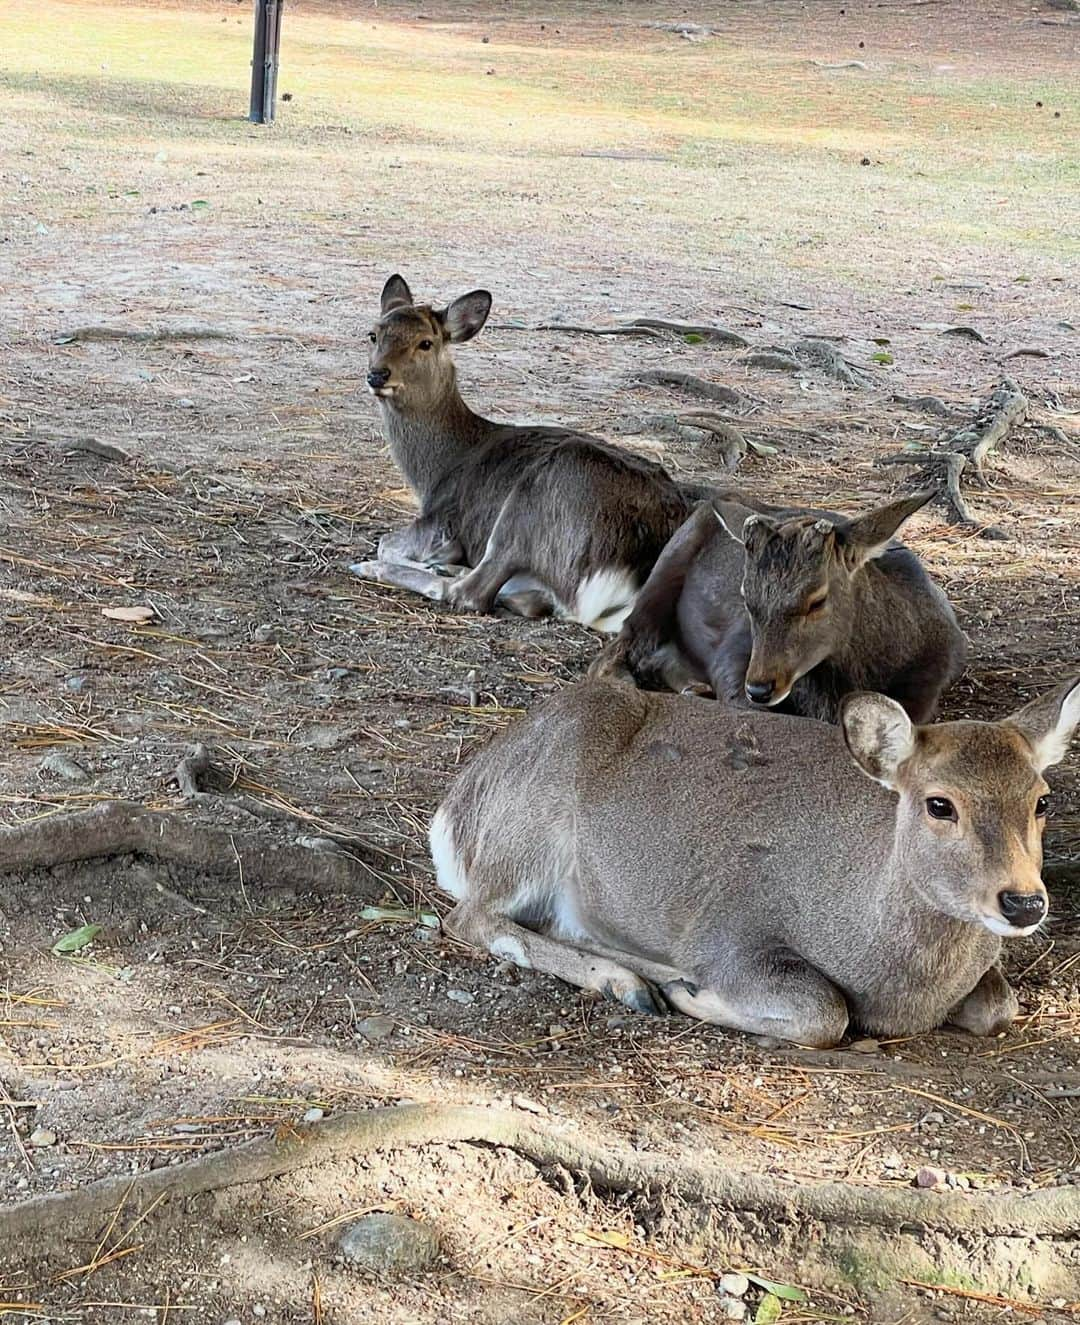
xmin=490 ymin=934 xmax=531 ymax=968
xmin=429 ymin=807 xmax=470 ymax=901
xmin=570 ymin=567 xmax=639 ymax=633
xmin=1032 ymin=679 xmax=1080 ymax=770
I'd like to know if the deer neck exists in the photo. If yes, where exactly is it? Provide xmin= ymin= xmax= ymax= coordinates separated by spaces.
xmin=378 ymin=376 xmax=494 ymax=505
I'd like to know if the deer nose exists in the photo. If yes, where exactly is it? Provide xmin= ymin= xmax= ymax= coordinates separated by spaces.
xmin=745 ymin=680 xmax=775 ymax=705
xmin=997 ymin=890 xmax=1047 ymax=927
xmin=367 ymin=368 xmax=391 ymax=389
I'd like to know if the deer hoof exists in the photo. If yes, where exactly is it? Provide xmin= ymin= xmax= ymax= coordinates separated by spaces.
xmin=350 ymin=560 xmax=388 ymax=582
xmin=602 ymin=979 xmax=667 ymax=1016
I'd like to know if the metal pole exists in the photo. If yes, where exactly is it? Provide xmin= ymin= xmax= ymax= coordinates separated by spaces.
xmin=249 ymin=0 xmax=283 ymax=124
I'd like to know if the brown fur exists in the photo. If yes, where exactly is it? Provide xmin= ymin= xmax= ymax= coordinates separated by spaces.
xmin=354 ymin=275 xmax=700 ymax=628
xmin=598 ymin=490 xmax=968 ymax=722
xmin=431 ymin=674 xmax=1080 ymax=1047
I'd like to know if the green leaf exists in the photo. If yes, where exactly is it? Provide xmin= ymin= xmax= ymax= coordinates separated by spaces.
xmin=52 ymin=923 xmax=102 ymax=954
xmin=871 ymin=351 xmax=893 ymax=365
xmin=682 ymin=332 xmax=705 ymax=345
xmin=871 ymin=336 xmax=891 ymax=345
xmin=754 ymin=1294 xmax=782 ymax=1324
xmin=746 ymin=1274 xmax=807 ymax=1303
xmin=191 ymin=199 xmax=210 ymax=209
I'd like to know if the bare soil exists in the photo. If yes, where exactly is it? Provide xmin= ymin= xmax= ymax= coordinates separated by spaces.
xmin=1 ymin=1 xmax=1079 ymax=1321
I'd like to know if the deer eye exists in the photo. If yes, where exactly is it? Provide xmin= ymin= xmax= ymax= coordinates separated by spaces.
xmin=368 ymin=332 xmax=377 ymax=344
xmin=805 ymin=595 xmax=828 ymax=616
xmin=926 ymin=797 xmax=957 ymax=822
xmin=418 ymin=339 xmax=434 ymax=351
xmin=1035 ymin=795 xmax=1050 ymax=818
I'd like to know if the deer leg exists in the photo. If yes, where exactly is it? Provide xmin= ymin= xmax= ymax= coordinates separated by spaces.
xmin=350 ymin=559 xmax=454 ymax=602
xmin=661 ymin=949 xmax=850 ymax=1047
xmin=947 ymin=964 xmax=1018 ymax=1036
xmin=444 ymin=901 xmax=669 ymax=1015
xmin=378 ymin=518 xmax=464 ymax=569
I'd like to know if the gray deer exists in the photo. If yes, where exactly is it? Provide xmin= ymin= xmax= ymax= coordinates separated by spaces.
xmin=597 ymin=491 xmax=968 ymax=722
xmin=431 ymin=673 xmax=1078 ymax=1046
xmin=352 ymin=275 xmax=706 ymax=630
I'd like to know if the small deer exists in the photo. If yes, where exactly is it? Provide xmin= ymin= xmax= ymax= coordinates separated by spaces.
xmin=598 ymin=490 xmax=967 ymax=722
xmin=432 ymin=673 xmax=1079 ymax=1046
xmin=352 ymin=275 xmax=700 ymax=630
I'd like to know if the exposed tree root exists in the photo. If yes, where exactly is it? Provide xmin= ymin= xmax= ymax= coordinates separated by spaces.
xmin=540 ymin=319 xmax=747 ymax=348
xmin=892 ymin=393 xmax=958 ymax=419
xmin=633 ymin=369 xmax=749 ymax=408
xmin=877 ymin=378 xmax=1027 ymax=537
xmin=52 ymin=326 xmax=306 ymax=346
xmin=0 ymin=801 xmax=384 ymax=896
xmin=2 ymin=1103 xmax=1077 ymax=1251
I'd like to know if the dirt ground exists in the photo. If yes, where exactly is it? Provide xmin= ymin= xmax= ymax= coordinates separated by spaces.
xmin=1 ymin=0 xmax=1079 ymax=1321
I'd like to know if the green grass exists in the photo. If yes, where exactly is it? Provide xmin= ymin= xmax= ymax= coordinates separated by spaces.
xmin=2 ymin=0 xmax=1077 ymax=287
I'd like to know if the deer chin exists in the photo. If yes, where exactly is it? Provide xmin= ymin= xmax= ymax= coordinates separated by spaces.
xmin=979 ymin=910 xmax=1045 ymax=939
xmin=368 ymin=384 xmax=399 ymax=399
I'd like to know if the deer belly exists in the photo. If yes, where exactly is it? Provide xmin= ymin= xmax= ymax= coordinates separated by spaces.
xmin=570 ymin=567 xmax=640 ymax=632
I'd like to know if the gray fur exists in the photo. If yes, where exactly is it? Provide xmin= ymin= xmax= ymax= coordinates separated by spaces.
xmin=607 ymin=490 xmax=968 ymax=721
xmin=432 ymin=675 xmax=1080 ymax=1047
xmin=355 ymin=275 xmax=696 ymax=626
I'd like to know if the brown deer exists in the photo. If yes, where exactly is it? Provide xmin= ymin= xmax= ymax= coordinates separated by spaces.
xmin=431 ymin=673 xmax=1079 ymax=1046
xmin=596 ymin=491 xmax=967 ymax=722
xmin=352 ymin=275 xmax=705 ymax=630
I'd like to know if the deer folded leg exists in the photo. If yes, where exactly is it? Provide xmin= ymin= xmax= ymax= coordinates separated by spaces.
xmin=946 ymin=964 xmax=1018 ymax=1036
xmin=351 ymin=559 xmax=454 ymax=602
xmin=444 ymin=901 xmax=668 ymax=1015
xmin=661 ymin=949 xmax=850 ymax=1047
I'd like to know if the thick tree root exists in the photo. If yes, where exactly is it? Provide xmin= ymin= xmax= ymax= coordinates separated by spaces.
xmin=0 ymin=801 xmax=384 ymax=895
xmin=539 ymin=319 xmax=747 ymax=348
xmin=633 ymin=369 xmax=749 ymax=409
xmin=878 ymin=378 xmax=1027 ymax=537
xmin=2 ymin=1103 xmax=1077 ymax=1250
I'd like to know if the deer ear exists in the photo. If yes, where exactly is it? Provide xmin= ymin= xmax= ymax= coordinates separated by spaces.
xmin=380 ymin=274 xmax=414 ymax=315
xmin=714 ymin=500 xmax=763 ymax=545
xmin=440 ymin=290 xmax=492 ymax=343
xmin=838 ymin=490 xmax=935 ymax=568
xmin=841 ymin=692 xmax=916 ymax=791
xmin=1006 ymin=677 xmax=1080 ymax=771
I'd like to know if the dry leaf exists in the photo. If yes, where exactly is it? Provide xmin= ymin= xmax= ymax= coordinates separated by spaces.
xmin=102 ymin=605 xmax=156 ymax=624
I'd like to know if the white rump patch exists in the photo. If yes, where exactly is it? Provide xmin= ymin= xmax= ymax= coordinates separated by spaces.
xmin=429 ymin=806 xmax=470 ymax=901
xmin=570 ymin=567 xmax=639 ymax=633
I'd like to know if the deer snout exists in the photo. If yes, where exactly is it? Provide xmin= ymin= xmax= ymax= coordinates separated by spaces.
xmin=997 ymin=888 xmax=1047 ymax=930
xmin=745 ymin=680 xmax=775 ymax=705
xmin=367 ymin=367 xmax=391 ymax=392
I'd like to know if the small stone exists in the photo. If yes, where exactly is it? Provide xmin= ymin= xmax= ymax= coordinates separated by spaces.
xmin=303 ymin=1107 xmax=325 ymax=1123
xmin=848 ymin=1038 xmax=879 ymax=1054
xmin=253 ymin=1309 xmax=267 ymax=1319
xmin=916 ymin=1165 xmax=947 ymax=1189
xmin=718 ymin=1272 xmax=749 ymax=1298
xmin=722 ymin=1299 xmax=747 ymax=1321
xmin=252 ymin=623 xmax=278 ymax=644
xmin=338 ymin=1213 xmax=441 ymax=1275
xmin=28 ymin=1128 xmax=57 ymax=1147
xmin=446 ymin=989 xmax=475 ymax=1005
xmin=512 ymin=1095 xmax=547 ymax=1115
xmin=177 ymin=397 xmax=196 ymax=409
xmin=357 ymin=1015 xmax=395 ymax=1043
xmin=882 ymin=1151 xmax=903 ymax=1171
xmin=41 ymin=753 xmax=89 ymax=782
xmin=64 ymin=674 xmax=89 ymax=693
